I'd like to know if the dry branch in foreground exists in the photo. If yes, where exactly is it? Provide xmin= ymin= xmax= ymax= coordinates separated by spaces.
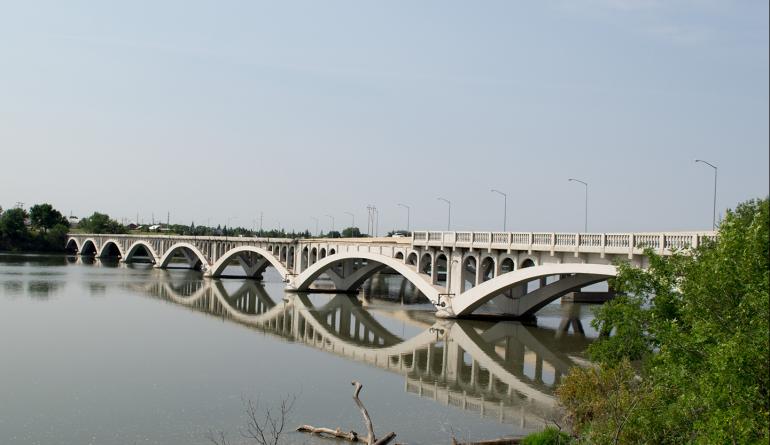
xmin=296 ymin=381 xmax=396 ymax=445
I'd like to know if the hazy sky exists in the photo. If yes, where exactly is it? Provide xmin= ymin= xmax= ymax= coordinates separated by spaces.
xmin=1 ymin=1 xmax=767 ymax=234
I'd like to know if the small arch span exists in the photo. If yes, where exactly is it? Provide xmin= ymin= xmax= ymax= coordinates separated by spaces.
xmin=124 ymin=241 xmax=159 ymax=264
xmin=80 ymin=239 xmax=97 ymax=256
xmin=98 ymin=240 xmax=124 ymax=258
xmin=65 ymin=238 xmax=79 ymax=253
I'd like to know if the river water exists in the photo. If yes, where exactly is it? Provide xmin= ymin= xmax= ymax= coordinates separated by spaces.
xmin=0 ymin=253 xmax=597 ymax=445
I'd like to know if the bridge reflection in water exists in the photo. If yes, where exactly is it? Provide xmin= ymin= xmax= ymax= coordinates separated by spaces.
xmin=127 ymin=267 xmax=593 ymax=429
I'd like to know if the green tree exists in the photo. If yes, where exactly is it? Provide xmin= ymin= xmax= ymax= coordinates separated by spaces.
xmin=341 ymin=227 xmax=362 ymax=237
xmin=0 ymin=207 xmax=30 ymax=250
xmin=29 ymin=203 xmax=68 ymax=232
xmin=558 ymin=198 xmax=769 ymax=444
xmin=79 ymin=212 xmax=126 ymax=234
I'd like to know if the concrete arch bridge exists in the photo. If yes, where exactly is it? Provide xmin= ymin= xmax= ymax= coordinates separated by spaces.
xmin=67 ymin=230 xmax=715 ymax=318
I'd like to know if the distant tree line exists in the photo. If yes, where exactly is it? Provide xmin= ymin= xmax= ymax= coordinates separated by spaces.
xmin=1 ymin=202 xmax=389 ymax=253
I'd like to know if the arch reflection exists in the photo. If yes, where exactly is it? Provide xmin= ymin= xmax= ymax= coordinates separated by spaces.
xmin=131 ymin=274 xmax=593 ymax=428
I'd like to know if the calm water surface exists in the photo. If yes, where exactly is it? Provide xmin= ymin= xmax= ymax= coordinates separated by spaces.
xmin=0 ymin=254 xmax=597 ymax=444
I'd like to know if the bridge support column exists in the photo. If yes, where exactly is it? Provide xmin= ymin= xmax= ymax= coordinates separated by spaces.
xmin=447 ymin=250 xmax=464 ymax=298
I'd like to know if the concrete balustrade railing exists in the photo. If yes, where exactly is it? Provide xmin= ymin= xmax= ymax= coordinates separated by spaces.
xmin=411 ymin=230 xmax=717 ymax=256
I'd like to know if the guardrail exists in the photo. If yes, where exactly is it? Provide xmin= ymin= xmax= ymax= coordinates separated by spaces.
xmin=411 ymin=231 xmax=717 ymax=255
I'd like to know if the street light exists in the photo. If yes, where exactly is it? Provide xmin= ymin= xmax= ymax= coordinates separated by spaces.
xmin=310 ymin=216 xmax=319 ymax=236
xmin=344 ymin=211 xmax=355 ymax=236
xmin=568 ymin=178 xmax=588 ymax=233
xmin=325 ymin=214 xmax=335 ymax=233
xmin=490 ymin=189 xmax=507 ymax=231
xmin=695 ymin=159 xmax=718 ymax=230
xmin=397 ymin=203 xmax=411 ymax=232
xmin=437 ymin=197 xmax=451 ymax=230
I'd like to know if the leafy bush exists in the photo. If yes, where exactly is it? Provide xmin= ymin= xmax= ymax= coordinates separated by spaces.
xmin=557 ymin=198 xmax=769 ymax=444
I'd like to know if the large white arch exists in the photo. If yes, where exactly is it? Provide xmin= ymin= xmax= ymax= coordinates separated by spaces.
xmin=158 ymin=242 xmax=209 ymax=269
xmin=207 ymin=246 xmax=289 ymax=279
xmin=448 ymin=263 xmax=617 ymax=317
xmin=288 ymin=251 xmax=442 ymax=303
xmin=97 ymin=239 xmax=125 ymax=258
xmin=124 ymin=241 xmax=161 ymax=263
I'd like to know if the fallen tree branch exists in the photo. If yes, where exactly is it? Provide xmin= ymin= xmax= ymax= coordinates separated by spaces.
xmin=296 ymin=381 xmax=397 ymax=445
xmin=351 ymin=381 xmax=376 ymax=445
xmin=296 ymin=425 xmax=360 ymax=442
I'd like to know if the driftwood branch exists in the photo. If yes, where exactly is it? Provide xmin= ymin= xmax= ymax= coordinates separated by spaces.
xmin=351 ymin=381 xmax=376 ymax=445
xmin=296 ymin=425 xmax=360 ymax=441
xmin=296 ymin=381 xmax=396 ymax=445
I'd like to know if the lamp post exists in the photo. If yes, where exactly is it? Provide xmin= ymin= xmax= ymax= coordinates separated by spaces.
xmin=695 ymin=159 xmax=718 ymax=230
xmin=344 ymin=211 xmax=355 ymax=236
xmin=310 ymin=217 xmax=319 ymax=236
xmin=490 ymin=189 xmax=507 ymax=231
xmin=325 ymin=214 xmax=335 ymax=233
xmin=437 ymin=197 xmax=451 ymax=230
xmin=568 ymin=178 xmax=588 ymax=233
xmin=397 ymin=203 xmax=411 ymax=232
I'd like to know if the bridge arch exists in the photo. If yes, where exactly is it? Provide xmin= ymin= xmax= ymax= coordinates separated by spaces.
xmin=480 ymin=255 xmax=496 ymax=282
xmin=124 ymin=241 xmax=160 ymax=263
xmin=290 ymin=251 xmax=440 ymax=303
xmin=499 ymin=256 xmax=516 ymax=274
xmin=208 ymin=246 xmax=289 ymax=279
xmin=520 ymin=257 xmax=537 ymax=268
xmin=287 ymin=246 xmax=295 ymax=269
xmin=80 ymin=238 xmax=97 ymax=256
xmin=462 ymin=255 xmax=477 ymax=292
xmin=406 ymin=252 xmax=418 ymax=266
xmin=158 ymin=242 xmax=208 ymax=270
xmin=65 ymin=238 xmax=80 ymax=253
xmin=448 ymin=263 xmax=617 ymax=317
xmin=419 ymin=252 xmax=433 ymax=275
xmin=97 ymin=239 xmax=124 ymax=258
